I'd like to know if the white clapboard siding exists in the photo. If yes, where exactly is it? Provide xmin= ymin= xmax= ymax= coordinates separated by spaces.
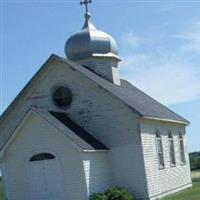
xmin=78 ymin=58 xmax=121 ymax=85
xmin=140 ymin=119 xmax=192 ymax=199
xmin=81 ymin=152 xmax=111 ymax=196
xmin=2 ymin=112 xmax=88 ymax=200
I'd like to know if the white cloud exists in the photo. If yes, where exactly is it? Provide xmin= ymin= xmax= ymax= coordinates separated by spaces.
xmin=177 ymin=22 xmax=200 ymax=53
xmin=121 ymin=54 xmax=200 ymax=106
xmin=120 ymin=32 xmax=142 ymax=50
xmin=119 ymin=26 xmax=200 ymax=106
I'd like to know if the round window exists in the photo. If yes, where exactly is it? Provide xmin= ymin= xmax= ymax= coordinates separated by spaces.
xmin=53 ymin=87 xmax=72 ymax=108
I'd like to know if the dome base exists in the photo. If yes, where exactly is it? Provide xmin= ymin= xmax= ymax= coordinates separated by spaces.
xmin=77 ymin=56 xmax=121 ymax=86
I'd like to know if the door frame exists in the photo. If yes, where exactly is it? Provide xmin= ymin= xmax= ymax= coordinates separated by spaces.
xmin=26 ymin=150 xmax=65 ymax=199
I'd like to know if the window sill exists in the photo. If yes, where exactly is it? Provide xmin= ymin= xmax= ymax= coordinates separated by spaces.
xmin=159 ymin=166 xmax=165 ymax=170
xmin=181 ymin=162 xmax=186 ymax=166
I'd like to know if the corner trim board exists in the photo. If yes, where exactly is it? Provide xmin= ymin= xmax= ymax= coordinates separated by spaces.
xmin=142 ymin=116 xmax=189 ymax=126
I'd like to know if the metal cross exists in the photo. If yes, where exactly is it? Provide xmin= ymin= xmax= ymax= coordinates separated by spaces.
xmin=80 ymin=0 xmax=92 ymax=13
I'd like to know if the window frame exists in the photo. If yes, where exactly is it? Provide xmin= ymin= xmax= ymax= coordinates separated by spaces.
xmin=179 ymin=133 xmax=186 ymax=165
xmin=29 ymin=153 xmax=56 ymax=162
xmin=168 ymin=131 xmax=176 ymax=167
xmin=155 ymin=130 xmax=165 ymax=169
xmin=52 ymin=86 xmax=73 ymax=108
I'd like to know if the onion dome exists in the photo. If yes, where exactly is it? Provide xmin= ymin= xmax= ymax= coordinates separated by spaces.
xmin=65 ymin=12 xmax=120 ymax=61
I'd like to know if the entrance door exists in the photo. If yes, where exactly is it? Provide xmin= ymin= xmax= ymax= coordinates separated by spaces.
xmin=28 ymin=153 xmax=65 ymax=200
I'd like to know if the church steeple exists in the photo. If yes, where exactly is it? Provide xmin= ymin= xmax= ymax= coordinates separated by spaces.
xmin=80 ymin=0 xmax=92 ymax=13
xmin=65 ymin=0 xmax=121 ymax=86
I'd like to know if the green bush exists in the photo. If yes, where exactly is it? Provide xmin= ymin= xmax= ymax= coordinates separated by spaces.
xmin=89 ymin=186 xmax=135 ymax=200
xmin=89 ymin=193 xmax=108 ymax=200
xmin=105 ymin=186 xmax=135 ymax=200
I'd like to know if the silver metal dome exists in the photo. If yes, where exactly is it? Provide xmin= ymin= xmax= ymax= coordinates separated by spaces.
xmin=65 ymin=12 xmax=119 ymax=61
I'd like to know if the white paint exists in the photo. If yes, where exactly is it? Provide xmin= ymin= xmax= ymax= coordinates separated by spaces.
xmin=140 ymin=119 xmax=192 ymax=199
xmin=142 ymin=116 xmax=189 ymax=126
xmin=2 ymin=112 xmax=88 ymax=200
xmin=28 ymin=157 xmax=65 ymax=200
xmin=79 ymin=58 xmax=121 ymax=85
xmin=82 ymin=152 xmax=111 ymax=196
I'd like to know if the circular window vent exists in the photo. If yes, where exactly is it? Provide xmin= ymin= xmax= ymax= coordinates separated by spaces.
xmin=53 ymin=87 xmax=72 ymax=108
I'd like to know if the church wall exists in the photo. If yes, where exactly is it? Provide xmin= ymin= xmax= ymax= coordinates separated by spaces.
xmin=0 ymin=60 xmax=149 ymax=199
xmin=140 ymin=119 xmax=192 ymax=200
xmin=2 ymin=112 xmax=88 ymax=200
xmin=108 ymin=144 xmax=150 ymax=199
xmin=81 ymin=152 xmax=111 ymax=196
xmin=30 ymin=61 xmax=149 ymax=199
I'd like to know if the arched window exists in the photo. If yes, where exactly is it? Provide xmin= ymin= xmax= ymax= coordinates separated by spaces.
xmin=168 ymin=131 xmax=176 ymax=166
xmin=29 ymin=153 xmax=56 ymax=162
xmin=155 ymin=130 xmax=165 ymax=168
xmin=179 ymin=133 xmax=185 ymax=164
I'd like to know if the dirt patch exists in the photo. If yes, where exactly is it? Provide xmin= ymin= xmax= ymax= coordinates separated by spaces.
xmin=192 ymin=170 xmax=200 ymax=181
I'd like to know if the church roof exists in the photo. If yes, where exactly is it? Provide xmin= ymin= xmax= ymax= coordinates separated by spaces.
xmin=118 ymin=80 xmax=189 ymax=124
xmin=49 ymin=111 xmax=108 ymax=150
xmin=57 ymin=55 xmax=189 ymax=125
xmin=0 ymin=54 xmax=189 ymax=127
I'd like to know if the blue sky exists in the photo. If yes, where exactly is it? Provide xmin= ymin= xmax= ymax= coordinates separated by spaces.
xmin=1 ymin=0 xmax=200 ymax=152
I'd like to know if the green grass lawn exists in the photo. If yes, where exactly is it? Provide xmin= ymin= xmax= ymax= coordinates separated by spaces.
xmin=163 ymin=181 xmax=200 ymax=200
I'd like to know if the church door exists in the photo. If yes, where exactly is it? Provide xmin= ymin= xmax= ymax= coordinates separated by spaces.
xmin=28 ymin=153 xmax=65 ymax=200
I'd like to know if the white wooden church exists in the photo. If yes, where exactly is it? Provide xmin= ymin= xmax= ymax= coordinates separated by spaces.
xmin=0 ymin=1 xmax=192 ymax=200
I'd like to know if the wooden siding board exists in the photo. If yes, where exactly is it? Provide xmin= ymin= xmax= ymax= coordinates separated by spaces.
xmin=81 ymin=152 xmax=111 ymax=196
xmin=2 ymin=112 xmax=88 ymax=200
xmin=140 ymin=120 xmax=192 ymax=199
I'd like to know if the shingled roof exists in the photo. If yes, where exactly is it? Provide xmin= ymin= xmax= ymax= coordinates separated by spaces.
xmin=49 ymin=111 xmax=108 ymax=150
xmin=112 ymin=80 xmax=189 ymax=124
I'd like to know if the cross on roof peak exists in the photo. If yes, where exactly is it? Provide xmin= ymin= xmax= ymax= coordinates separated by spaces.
xmin=80 ymin=0 xmax=92 ymax=13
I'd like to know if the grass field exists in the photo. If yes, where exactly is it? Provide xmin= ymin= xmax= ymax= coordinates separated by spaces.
xmin=162 ymin=170 xmax=200 ymax=200
xmin=163 ymin=181 xmax=200 ymax=200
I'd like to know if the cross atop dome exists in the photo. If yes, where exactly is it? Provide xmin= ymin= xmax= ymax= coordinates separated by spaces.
xmin=80 ymin=0 xmax=92 ymax=13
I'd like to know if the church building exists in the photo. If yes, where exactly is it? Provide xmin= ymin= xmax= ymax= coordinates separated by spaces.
xmin=0 ymin=1 xmax=192 ymax=200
